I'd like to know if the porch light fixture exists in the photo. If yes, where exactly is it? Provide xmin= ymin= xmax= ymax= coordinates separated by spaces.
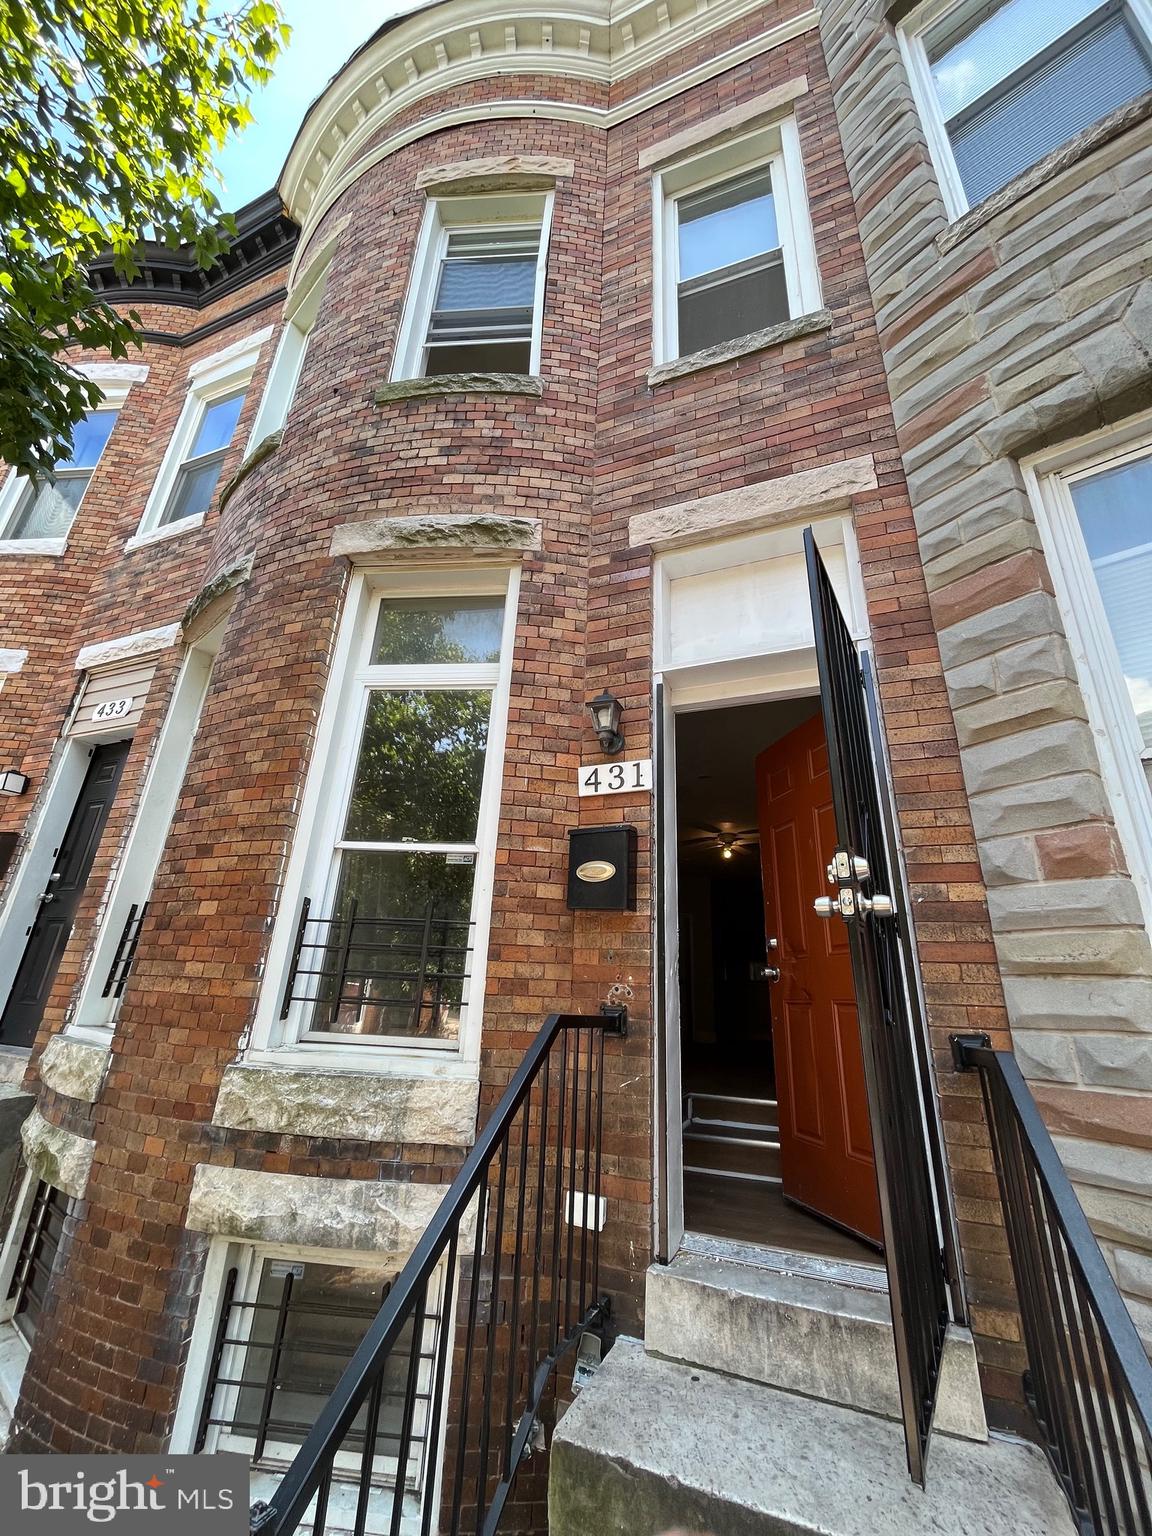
xmin=0 ymin=769 xmax=29 ymax=796
xmin=587 ymin=690 xmax=624 ymax=755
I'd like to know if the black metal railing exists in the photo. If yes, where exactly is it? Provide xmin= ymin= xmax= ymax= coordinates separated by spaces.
xmin=279 ymin=898 xmax=471 ymax=1038
xmin=102 ymin=901 xmax=148 ymax=998
xmin=953 ymin=1035 xmax=1152 ymax=1535
xmin=249 ymin=1006 xmax=625 ymax=1536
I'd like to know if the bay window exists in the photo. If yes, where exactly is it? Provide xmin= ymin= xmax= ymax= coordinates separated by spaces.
xmin=392 ymin=193 xmax=552 ymax=379
xmin=256 ymin=571 xmax=517 ymax=1065
xmin=902 ymin=0 xmax=1152 ymax=216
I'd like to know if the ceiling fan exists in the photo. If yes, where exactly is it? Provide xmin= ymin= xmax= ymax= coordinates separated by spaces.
xmin=678 ymin=824 xmax=760 ymax=860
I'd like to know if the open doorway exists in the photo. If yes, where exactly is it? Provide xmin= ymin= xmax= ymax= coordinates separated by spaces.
xmin=675 ymin=695 xmax=882 ymax=1268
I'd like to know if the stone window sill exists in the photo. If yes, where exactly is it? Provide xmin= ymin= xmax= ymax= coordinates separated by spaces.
xmin=375 ymin=373 xmax=544 ymax=404
xmin=124 ymin=511 xmax=205 ymax=552
xmin=217 ymin=430 xmax=282 ymax=516
xmin=937 ymin=91 xmax=1152 ymax=257
xmin=0 ymin=536 xmax=67 ymax=557
xmin=647 ymin=310 xmax=834 ymax=387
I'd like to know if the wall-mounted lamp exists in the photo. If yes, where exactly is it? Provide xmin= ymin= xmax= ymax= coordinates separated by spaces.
xmin=0 ymin=769 xmax=29 ymax=796
xmin=587 ymin=690 xmax=624 ymax=756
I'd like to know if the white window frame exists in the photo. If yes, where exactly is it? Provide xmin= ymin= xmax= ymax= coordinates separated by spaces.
xmin=246 ymin=565 xmax=520 ymax=1076
xmin=0 ymin=1172 xmax=71 ymax=1425
xmin=651 ymin=118 xmax=822 ymax=368
xmin=170 ymin=1236 xmax=452 ymax=1531
xmin=66 ymin=623 xmax=225 ymax=1040
xmin=0 ymin=366 xmax=140 ymax=556
xmin=1024 ymin=408 xmax=1152 ymax=935
xmin=899 ymin=0 xmax=1152 ymax=221
xmin=247 ymin=249 xmax=333 ymax=447
xmin=129 ymin=327 xmax=269 ymax=550
xmin=390 ymin=192 xmax=553 ymax=381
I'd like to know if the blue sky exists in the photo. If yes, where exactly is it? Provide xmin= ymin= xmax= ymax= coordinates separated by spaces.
xmin=214 ymin=1 xmax=420 ymax=209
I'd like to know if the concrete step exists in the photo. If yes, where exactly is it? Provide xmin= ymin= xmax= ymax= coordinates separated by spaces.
xmin=645 ymin=1252 xmax=987 ymax=1440
xmin=549 ymin=1337 xmax=1076 ymax=1536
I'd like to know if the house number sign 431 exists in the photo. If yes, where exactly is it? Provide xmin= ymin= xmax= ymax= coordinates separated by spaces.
xmin=577 ymin=758 xmax=653 ymax=796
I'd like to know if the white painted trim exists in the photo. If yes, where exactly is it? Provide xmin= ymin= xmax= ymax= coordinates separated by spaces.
xmin=0 ymin=649 xmax=27 ymax=674
xmin=0 ymin=537 xmax=66 ymax=558
xmin=280 ymin=2 xmax=822 ymax=228
xmin=0 ymin=376 xmax=134 ymax=544
xmin=0 ymin=1169 xmax=37 ymax=1327
xmin=247 ymin=265 xmax=332 ymax=448
xmin=1023 ymin=413 xmax=1152 ymax=937
xmin=246 ymin=566 xmax=520 ymax=1072
xmin=651 ymin=119 xmax=822 ymax=367
xmin=390 ymin=191 xmax=553 ymax=381
xmin=0 ymin=740 xmax=95 ymax=1025
xmin=123 ymin=512 xmax=206 ymax=552
xmin=898 ymin=0 xmax=1152 ymax=221
xmin=133 ymin=331 xmax=267 ymax=541
xmin=73 ymin=622 xmax=180 ymax=673
xmin=69 ymin=634 xmax=220 ymax=1035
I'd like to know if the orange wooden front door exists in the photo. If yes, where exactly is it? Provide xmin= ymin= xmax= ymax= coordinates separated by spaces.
xmin=756 ymin=711 xmax=883 ymax=1246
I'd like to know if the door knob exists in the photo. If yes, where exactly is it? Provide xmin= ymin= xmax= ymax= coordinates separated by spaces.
xmin=764 ymin=966 xmax=781 ymax=983
xmin=40 ymin=892 xmax=57 ymax=904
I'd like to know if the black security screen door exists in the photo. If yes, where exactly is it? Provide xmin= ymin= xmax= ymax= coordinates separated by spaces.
xmin=0 ymin=739 xmax=129 ymax=1049
xmin=804 ymin=528 xmax=950 ymax=1486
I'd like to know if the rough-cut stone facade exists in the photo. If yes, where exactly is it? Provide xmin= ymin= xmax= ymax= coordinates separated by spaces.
xmin=818 ymin=0 xmax=1152 ymax=1340
xmin=0 ymin=0 xmax=1146 ymax=1517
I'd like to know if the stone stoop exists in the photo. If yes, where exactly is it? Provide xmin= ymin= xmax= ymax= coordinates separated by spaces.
xmin=549 ymin=1338 xmax=1076 ymax=1536
xmin=645 ymin=1252 xmax=987 ymax=1439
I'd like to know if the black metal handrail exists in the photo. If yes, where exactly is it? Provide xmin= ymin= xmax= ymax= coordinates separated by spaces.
xmin=102 ymin=901 xmax=148 ymax=999
xmin=249 ymin=1006 xmax=625 ymax=1536
xmin=953 ymin=1035 xmax=1152 ymax=1534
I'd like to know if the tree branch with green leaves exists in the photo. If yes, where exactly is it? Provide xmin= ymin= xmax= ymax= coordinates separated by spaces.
xmin=0 ymin=1 xmax=288 ymax=479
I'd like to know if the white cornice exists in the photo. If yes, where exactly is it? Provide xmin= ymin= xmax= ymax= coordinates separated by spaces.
xmin=280 ymin=2 xmax=820 ymax=233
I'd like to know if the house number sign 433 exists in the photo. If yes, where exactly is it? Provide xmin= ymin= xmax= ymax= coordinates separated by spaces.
xmin=577 ymin=758 xmax=653 ymax=796
xmin=92 ymin=696 xmax=132 ymax=721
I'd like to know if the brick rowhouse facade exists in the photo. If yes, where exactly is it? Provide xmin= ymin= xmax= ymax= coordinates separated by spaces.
xmin=0 ymin=0 xmax=1148 ymax=1519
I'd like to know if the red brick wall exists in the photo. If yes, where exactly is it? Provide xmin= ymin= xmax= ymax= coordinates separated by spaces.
xmin=1 ymin=4 xmax=1022 ymax=1484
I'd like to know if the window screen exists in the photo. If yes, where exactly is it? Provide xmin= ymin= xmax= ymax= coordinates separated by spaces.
xmin=675 ymin=169 xmax=789 ymax=356
xmin=926 ymin=0 xmax=1152 ymax=207
xmin=424 ymin=227 xmax=540 ymax=376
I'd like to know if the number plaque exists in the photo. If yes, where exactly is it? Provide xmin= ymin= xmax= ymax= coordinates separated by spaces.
xmin=577 ymin=758 xmax=653 ymax=796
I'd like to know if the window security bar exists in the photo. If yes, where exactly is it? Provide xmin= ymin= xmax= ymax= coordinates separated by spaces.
xmin=101 ymin=901 xmax=149 ymax=999
xmin=953 ymin=1035 xmax=1152 ymax=1534
xmin=279 ymin=898 xmax=471 ymax=1033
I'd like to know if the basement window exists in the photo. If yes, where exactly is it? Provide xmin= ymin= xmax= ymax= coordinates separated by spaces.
xmin=5 ymin=1181 xmax=70 ymax=1346
xmin=392 ymin=193 xmax=553 ymax=380
xmin=653 ymin=120 xmax=822 ymax=366
xmin=193 ymin=1249 xmax=443 ymax=1504
xmin=901 ymin=0 xmax=1152 ymax=217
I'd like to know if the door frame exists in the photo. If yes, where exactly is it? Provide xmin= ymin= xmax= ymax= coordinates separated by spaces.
xmin=0 ymin=726 xmax=132 ymax=1043
xmin=650 ymin=517 xmax=961 ymax=1296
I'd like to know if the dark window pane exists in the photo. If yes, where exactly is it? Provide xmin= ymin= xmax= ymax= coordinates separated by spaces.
xmin=190 ymin=391 xmax=245 ymax=457
xmin=423 ymin=340 xmax=532 ymax=374
xmin=9 ymin=1183 xmax=69 ymax=1345
xmin=58 ymin=409 xmax=119 ymax=471
xmin=343 ymin=689 xmax=491 ymax=843
xmin=161 ymin=454 xmax=226 ymax=525
xmin=371 ymin=597 xmax=504 ymax=665
xmin=677 ymin=256 xmax=790 ymax=356
xmin=945 ymin=11 xmax=1152 ymax=206
xmin=232 ymin=1261 xmax=428 ymax=1469
xmin=678 ymin=170 xmax=778 ymax=281
xmin=315 ymin=849 xmax=474 ymax=1038
xmin=8 ymin=475 xmax=88 ymax=539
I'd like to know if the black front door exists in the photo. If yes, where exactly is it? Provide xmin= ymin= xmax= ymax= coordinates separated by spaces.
xmin=0 ymin=740 xmax=130 ymax=1048
xmin=804 ymin=529 xmax=952 ymax=1486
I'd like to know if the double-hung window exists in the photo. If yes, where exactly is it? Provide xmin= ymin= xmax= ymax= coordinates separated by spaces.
xmin=654 ymin=121 xmax=821 ymax=366
xmin=132 ymin=329 xmax=267 ymax=546
xmin=264 ymin=572 xmax=516 ymax=1061
xmin=903 ymin=0 xmax=1152 ymax=216
xmin=1028 ymin=419 xmax=1152 ymax=928
xmin=0 ymin=410 xmax=120 ymax=545
xmin=392 ymin=193 xmax=552 ymax=379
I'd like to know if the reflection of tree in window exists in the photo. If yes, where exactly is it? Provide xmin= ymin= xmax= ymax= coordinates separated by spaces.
xmin=370 ymin=596 xmax=504 ymax=665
